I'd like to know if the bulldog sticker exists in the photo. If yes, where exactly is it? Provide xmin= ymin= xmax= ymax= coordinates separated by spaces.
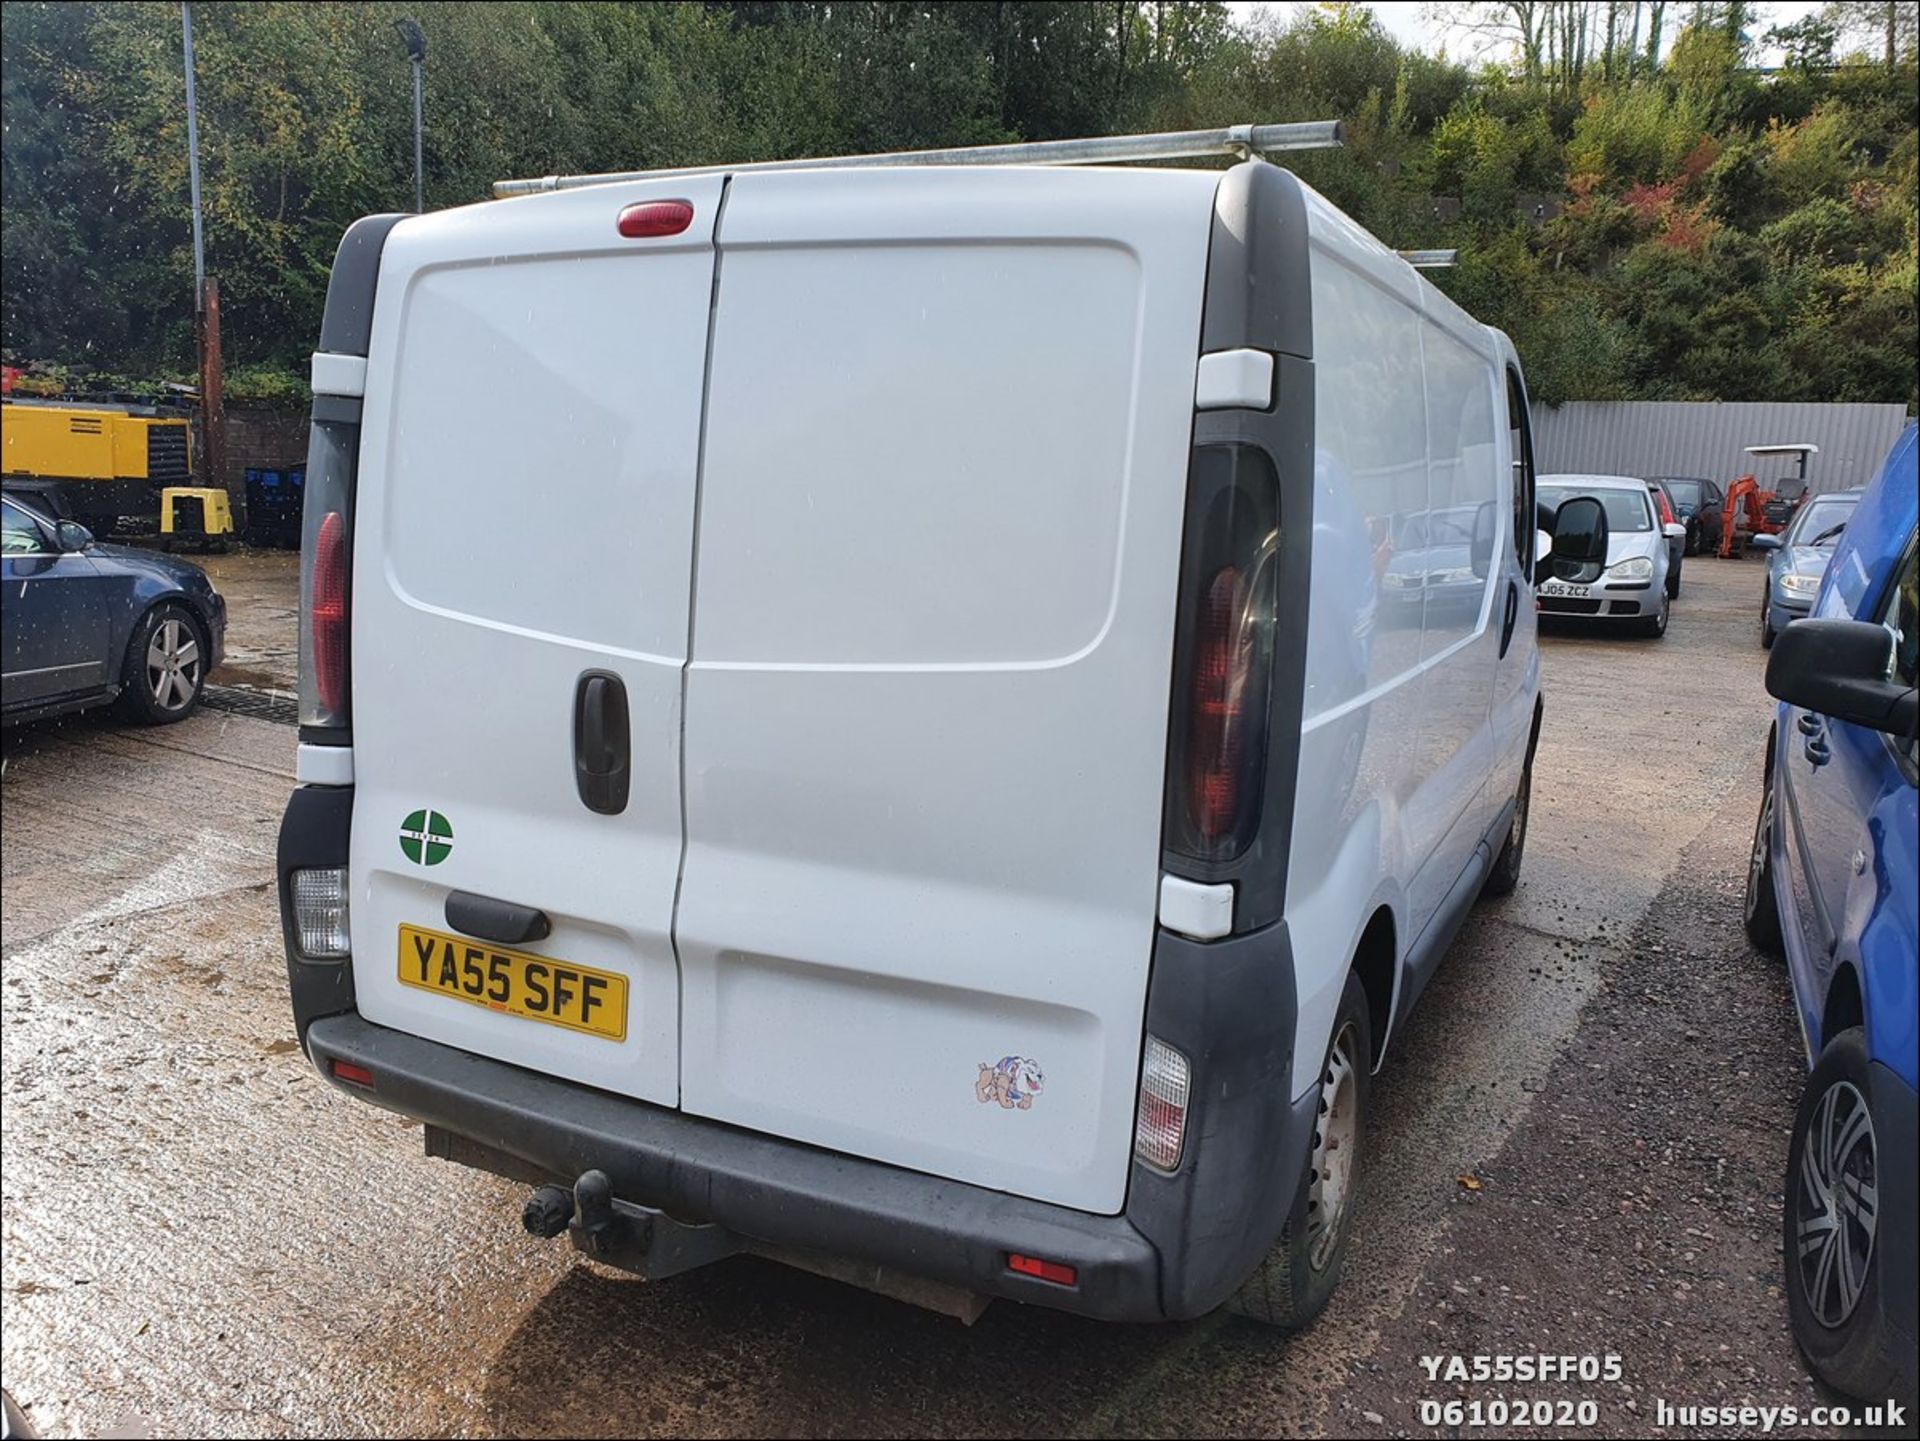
xmin=976 ymin=1056 xmax=1045 ymax=1110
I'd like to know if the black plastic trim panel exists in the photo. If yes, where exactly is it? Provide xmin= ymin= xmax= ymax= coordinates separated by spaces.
xmin=1165 ymin=160 xmax=1316 ymax=932
xmin=317 ymin=215 xmax=407 ymax=357
xmin=278 ymin=784 xmax=356 ymax=1045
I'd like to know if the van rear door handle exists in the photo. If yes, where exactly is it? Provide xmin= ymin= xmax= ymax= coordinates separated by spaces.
xmin=446 ymin=890 xmax=552 ymax=946
xmin=1498 ymin=579 xmax=1520 ymax=658
xmin=574 ymin=670 xmax=631 ymax=815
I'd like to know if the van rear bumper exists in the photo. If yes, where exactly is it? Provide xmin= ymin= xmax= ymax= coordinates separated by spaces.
xmin=307 ymin=1012 xmax=1174 ymax=1319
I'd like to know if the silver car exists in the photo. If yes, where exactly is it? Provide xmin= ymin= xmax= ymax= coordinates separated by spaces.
xmin=1535 ymin=474 xmax=1686 ymax=638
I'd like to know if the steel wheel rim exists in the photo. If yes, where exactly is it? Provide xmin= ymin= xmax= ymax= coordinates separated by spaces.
xmin=1306 ymin=1020 xmax=1360 ymax=1272
xmin=1795 ymin=1080 xmax=1877 ymax=1328
xmin=145 ymin=617 xmax=201 ymax=712
xmin=1745 ymin=788 xmax=1773 ymax=921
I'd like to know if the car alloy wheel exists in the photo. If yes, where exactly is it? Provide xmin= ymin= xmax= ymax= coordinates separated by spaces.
xmin=1793 ymin=1079 xmax=1877 ymax=1329
xmin=145 ymin=615 xmax=203 ymax=713
xmin=1306 ymin=1019 xmax=1361 ymax=1273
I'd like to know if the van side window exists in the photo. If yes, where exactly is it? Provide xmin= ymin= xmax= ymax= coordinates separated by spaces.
xmin=1505 ymin=369 xmax=1536 ymax=569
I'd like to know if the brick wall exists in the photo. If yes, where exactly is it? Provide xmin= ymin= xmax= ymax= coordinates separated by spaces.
xmin=206 ymin=407 xmax=308 ymax=520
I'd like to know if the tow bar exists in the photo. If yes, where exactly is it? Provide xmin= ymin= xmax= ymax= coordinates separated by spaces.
xmin=521 ymin=1169 xmax=741 ymax=1279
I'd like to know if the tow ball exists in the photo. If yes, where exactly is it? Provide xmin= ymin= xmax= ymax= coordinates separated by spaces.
xmin=520 ymin=1169 xmax=740 ymax=1279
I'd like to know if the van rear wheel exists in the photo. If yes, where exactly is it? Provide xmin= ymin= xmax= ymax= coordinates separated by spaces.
xmin=1227 ymin=971 xmax=1371 ymax=1329
xmin=1481 ymin=759 xmax=1531 ymax=899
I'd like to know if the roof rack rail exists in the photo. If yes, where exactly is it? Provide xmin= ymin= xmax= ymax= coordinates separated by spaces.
xmin=493 ymin=119 xmax=1344 ymax=197
xmin=1398 ymin=249 xmax=1458 ymax=268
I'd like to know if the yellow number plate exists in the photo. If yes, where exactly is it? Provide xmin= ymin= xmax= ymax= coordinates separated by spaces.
xmin=397 ymin=923 xmax=628 ymax=1042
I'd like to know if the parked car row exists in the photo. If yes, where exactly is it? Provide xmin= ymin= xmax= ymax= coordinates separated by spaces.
xmin=1649 ymin=474 xmax=1727 ymax=556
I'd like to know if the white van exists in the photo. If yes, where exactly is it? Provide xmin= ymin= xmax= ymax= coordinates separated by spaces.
xmin=278 ymin=129 xmax=1607 ymax=1325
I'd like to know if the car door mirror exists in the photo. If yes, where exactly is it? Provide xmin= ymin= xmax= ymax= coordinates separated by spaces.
xmin=1767 ymin=618 xmax=1919 ymax=738
xmin=54 ymin=519 xmax=94 ymax=552
xmin=1533 ymin=495 xmax=1609 ymax=586
xmin=1662 ymin=522 xmax=1687 ymax=541
xmin=1470 ymin=500 xmax=1497 ymax=579
xmin=1750 ymin=533 xmax=1781 ymax=552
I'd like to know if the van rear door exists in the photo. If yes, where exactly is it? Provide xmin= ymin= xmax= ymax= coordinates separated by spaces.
xmin=675 ymin=167 xmax=1219 ymax=1213
xmin=345 ymin=177 xmax=723 ymax=1106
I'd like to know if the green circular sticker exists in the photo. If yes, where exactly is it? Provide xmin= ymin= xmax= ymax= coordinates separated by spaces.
xmin=400 ymin=809 xmax=454 ymax=866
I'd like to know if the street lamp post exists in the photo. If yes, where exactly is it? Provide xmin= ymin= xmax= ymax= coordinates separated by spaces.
xmin=395 ymin=18 xmax=427 ymax=212
xmin=181 ymin=3 xmax=224 ymax=509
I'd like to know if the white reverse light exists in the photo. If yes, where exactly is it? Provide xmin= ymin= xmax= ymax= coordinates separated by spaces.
xmin=1134 ymin=1035 xmax=1192 ymax=1172
xmin=291 ymin=867 xmax=351 ymax=959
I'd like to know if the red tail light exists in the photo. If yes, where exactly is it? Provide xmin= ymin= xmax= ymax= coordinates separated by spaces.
xmin=312 ymin=510 xmax=348 ymax=715
xmin=1165 ymin=446 xmax=1279 ymax=865
xmin=1188 ymin=565 xmax=1252 ymax=840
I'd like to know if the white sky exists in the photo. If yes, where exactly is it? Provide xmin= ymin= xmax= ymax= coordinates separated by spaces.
xmin=1227 ymin=1 xmax=1827 ymax=66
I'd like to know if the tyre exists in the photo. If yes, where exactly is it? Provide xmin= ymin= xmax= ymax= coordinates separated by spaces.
xmin=1228 ymin=971 xmax=1371 ymax=1329
xmin=1743 ymin=769 xmax=1785 ymax=958
xmin=1637 ymin=592 xmax=1669 ymax=638
xmin=1761 ymin=588 xmax=1776 ymax=649
xmin=1666 ymin=557 xmax=1681 ymax=599
xmin=115 ymin=603 xmax=208 ymax=725
xmin=1784 ymin=1028 xmax=1912 ymax=1409
xmin=1481 ymin=754 xmax=1531 ymax=899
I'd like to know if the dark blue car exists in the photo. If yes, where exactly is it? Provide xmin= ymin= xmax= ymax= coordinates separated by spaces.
xmin=2 ymin=490 xmax=226 ymax=727
xmin=1744 ymin=421 xmax=1917 ymax=1411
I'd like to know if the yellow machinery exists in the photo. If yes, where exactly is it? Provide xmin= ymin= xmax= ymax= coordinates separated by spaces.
xmin=1 ymin=398 xmax=194 ymax=533
xmin=158 ymin=486 xmax=234 ymax=550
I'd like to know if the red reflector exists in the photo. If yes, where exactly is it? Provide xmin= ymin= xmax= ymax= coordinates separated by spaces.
xmin=617 ymin=200 xmax=694 ymax=239
xmin=312 ymin=509 xmax=348 ymax=716
xmin=1007 ymin=1253 xmax=1077 ymax=1286
xmin=331 ymin=1059 xmax=374 ymax=1087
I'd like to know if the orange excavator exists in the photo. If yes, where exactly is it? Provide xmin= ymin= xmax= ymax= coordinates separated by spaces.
xmin=1718 ymin=443 xmax=1816 ymax=557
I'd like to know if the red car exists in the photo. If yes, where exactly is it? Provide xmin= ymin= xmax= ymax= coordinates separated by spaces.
xmin=1643 ymin=476 xmax=1685 ymax=599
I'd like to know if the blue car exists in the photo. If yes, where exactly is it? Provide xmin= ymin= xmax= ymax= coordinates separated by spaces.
xmin=1744 ymin=421 xmax=1917 ymax=1410
xmin=2 ymin=490 xmax=226 ymax=727
xmin=1752 ymin=487 xmax=1864 ymax=649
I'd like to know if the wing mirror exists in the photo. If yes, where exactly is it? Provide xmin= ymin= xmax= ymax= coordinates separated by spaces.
xmin=54 ymin=519 xmax=95 ymax=553
xmin=1749 ymin=534 xmax=1782 ymax=552
xmin=1663 ymin=522 xmax=1687 ymax=541
xmin=1767 ymin=619 xmax=1918 ymax=739
xmin=1533 ymin=496 xmax=1609 ymax=586
xmin=1470 ymin=500 xmax=1497 ymax=580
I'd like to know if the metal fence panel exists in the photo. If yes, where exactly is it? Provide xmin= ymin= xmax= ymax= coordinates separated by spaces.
xmin=1532 ymin=401 xmax=1911 ymax=495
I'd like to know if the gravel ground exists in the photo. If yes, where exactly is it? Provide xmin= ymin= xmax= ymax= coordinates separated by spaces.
xmin=2 ymin=552 xmax=1873 ymax=1439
